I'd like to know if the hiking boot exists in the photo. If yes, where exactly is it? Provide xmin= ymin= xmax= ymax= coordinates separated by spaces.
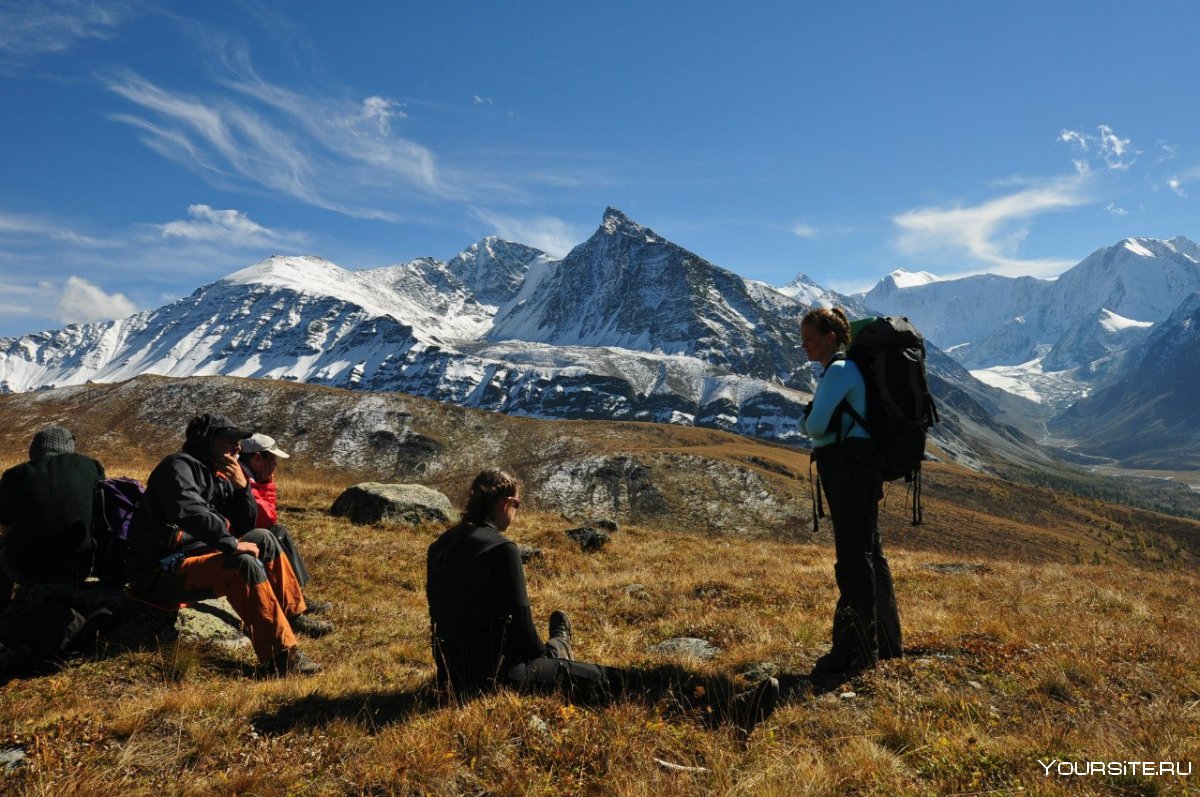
xmin=288 ymin=613 xmax=335 ymax=638
xmin=303 ymin=600 xmax=334 ymax=616
xmin=731 ymin=677 xmax=780 ymax=737
xmin=548 ymin=610 xmax=573 ymax=644
xmin=264 ymin=647 xmax=322 ymax=676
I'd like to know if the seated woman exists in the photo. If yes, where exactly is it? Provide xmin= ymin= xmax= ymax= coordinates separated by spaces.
xmin=425 ymin=469 xmax=779 ymax=734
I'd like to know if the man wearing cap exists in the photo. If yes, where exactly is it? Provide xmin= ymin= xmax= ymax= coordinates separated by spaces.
xmin=239 ymin=433 xmax=333 ymax=620
xmin=125 ymin=413 xmax=320 ymax=675
xmin=0 ymin=426 xmax=105 ymax=609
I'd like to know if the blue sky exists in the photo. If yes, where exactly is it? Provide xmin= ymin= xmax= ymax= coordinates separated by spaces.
xmin=1 ymin=0 xmax=1197 ymax=336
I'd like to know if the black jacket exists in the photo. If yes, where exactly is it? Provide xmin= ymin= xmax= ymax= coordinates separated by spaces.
xmin=125 ymin=437 xmax=257 ymax=577
xmin=0 ymin=453 xmax=104 ymax=582
xmin=426 ymin=522 xmax=546 ymax=692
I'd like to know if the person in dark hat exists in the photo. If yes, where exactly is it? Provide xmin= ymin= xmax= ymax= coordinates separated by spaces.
xmin=125 ymin=413 xmax=320 ymax=675
xmin=0 ymin=426 xmax=106 ymax=608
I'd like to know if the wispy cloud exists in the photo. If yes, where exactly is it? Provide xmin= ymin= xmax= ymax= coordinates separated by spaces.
xmin=0 ymin=0 xmax=132 ymax=65
xmin=157 ymin=204 xmax=306 ymax=247
xmin=1105 ymin=202 xmax=1128 ymax=216
xmin=473 ymin=95 xmax=494 ymax=106
xmin=105 ymin=48 xmax=444 ymax=221
xmin=1167 ymin=177 xmax=1187 ymax=198
xmin=0 ymin=209 xmax=121 ymax=247
xmin=1059 ymin=124 xmax=1139 ymax=172
xmin=892 ymin=178 xmax=1090 ymax=278
xmin=472 ymin=209 xmax=582 ymax=258
xmin=791 ymin=222 xmax=818 ymax=239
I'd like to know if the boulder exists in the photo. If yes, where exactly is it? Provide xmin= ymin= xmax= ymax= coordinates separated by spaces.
xmin=330 ymin=482 xmax=453 ymax=526
xmin=586 ymin=518 xmax=620 ymax=533
xmin=564 ymin=526 xmax=610 ymax=552
xmin=120 ymin=597 xmax=250 ymax=652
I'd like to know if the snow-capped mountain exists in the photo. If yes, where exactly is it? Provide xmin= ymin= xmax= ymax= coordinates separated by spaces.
xmin=489 ymin=208 xmax=811 ymax=386
xmin=446 ymin=237 xmax=549 ymax=307
xmin=860 ymin=237 xmax=1200 ymax=409
xmin=0 ymin=208 xmax=1053 ymax=471
xmin=1049 ymin=291 xmax=1200 ymax=468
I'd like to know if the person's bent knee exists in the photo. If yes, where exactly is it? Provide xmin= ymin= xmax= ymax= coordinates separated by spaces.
xmin=234 ymin=552 xmax=269 ymax=585
xmin=240 ymin=528 xmax=280 ymax=561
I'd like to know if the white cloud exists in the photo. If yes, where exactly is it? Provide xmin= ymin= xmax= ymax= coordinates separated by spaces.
xmin=791 ymin=222 xmax=818 ymax=239
xmin=1059 ymin=124 xmax=1139 ymax=171
xmin=892 ymin=178 xmax=1090 ymax=278
xmin=1105 ymin=202 xmax=1128 ymax=216
xmin=1168 ymin=178 xmax=1187 ymax=198
xmin=106 ymin=56 xmax=442 ymax=221
xmin=158 ymin=204 xmax=305 ymax=247
xmin=473 ymin=95 xmax=494 ymax=106
xmin=472 ymin=209 xmax=581 ymax=258
xmin=55 ymin=276 xmax=137 ymax=325
xmin=0 ymin=0 xmax=131 ymax=64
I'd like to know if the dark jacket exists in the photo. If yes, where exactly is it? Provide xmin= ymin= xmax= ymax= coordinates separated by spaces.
xmin=125 ymin=435 xmax=257 ymax=578
xmin=426 ymin=522 xmax=546 ymax=692
xmin=0 ymin=453 xmax=104 ymax=582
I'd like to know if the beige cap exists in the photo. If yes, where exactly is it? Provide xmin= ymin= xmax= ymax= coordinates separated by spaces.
xmin=240 ymin=432 xmax=290 ymax=459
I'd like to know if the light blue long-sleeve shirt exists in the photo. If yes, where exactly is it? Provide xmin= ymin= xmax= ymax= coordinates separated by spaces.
xmin=802 ymin=357 xmax=871 ymax=449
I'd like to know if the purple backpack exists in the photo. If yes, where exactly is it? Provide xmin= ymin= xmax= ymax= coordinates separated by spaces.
xmin=92 ymin=477 xmax=145 ymax=585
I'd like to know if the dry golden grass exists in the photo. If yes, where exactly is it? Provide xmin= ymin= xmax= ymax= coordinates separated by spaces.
xmin=2 ymin=465 xmax=1199 ymax=795
xmin=2 ymin=377 xmax=1199 ymax=795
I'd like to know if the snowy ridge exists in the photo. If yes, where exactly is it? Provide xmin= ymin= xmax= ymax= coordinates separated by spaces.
xmin=861 ymin=235 xmax=1200 ymax=410
xmin=0 ymin=207 xmax=1049 ymax=467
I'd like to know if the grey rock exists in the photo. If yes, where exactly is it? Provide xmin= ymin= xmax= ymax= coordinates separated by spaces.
xmin=120 ymin=597 xmax=249 ymax=652
xmin=564 ymin=526 xmax=610 ymax=552
xmin=176 ymin=599 xmax=251 ymax=651
xmin=330 ymin=482 xmax=453 ymax=526
xmin=518 ymin=545 xmax=543 ymax=563
xmin=623 ymin=583 xmax=648 ymax=599
xmin=649 ymin=637 xmax=720 ymax=661
xmin=586 ymin=518 xmax=619 ymax=533
xmin=737 ymin=662 xmax=780 ymax=682
xmin=0 ymin=747 xmax=26 ymax=772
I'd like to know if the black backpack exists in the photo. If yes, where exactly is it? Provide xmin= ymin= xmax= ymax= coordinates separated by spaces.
xmin=837 ymin=316 xmax=939 ymax=523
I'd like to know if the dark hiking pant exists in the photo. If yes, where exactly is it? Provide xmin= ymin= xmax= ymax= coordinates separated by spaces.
xmin=269 ymin=523 xmax=310 ymax=587
xmin=131 ymin=529 xmax=306 ymax=661
xmin=814 ymin=438 xmax=902 ymax=669
xmin=502 ymin=632 xmax=741 ymax=723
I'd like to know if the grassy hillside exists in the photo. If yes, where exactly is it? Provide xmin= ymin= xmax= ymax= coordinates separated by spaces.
xmin=1 ymin=377 xmax=1199 ymax=795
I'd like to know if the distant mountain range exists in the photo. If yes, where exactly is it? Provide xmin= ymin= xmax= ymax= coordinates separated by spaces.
xmin=0 ymin=207 xmax=1047 ymax=475
xmin=859 ymin=236 xmax=1200 ymax=468
xmin=6 ymin=206 xmax=1196 ymax=471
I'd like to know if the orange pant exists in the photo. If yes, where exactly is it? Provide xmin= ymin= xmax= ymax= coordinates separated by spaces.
xmin=137 ymin=532 xmax=307 ymax=661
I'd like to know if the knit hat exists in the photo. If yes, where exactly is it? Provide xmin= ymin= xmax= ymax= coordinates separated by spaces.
xmin=29 ymin=425 xmax=76 ymax=460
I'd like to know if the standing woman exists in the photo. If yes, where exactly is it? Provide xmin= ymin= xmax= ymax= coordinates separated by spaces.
xmin=800 ymin=307 xmax=902 ymax=682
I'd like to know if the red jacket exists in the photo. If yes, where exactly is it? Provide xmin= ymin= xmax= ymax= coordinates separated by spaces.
xmin=249 ymin=478 xmax=277 ymax=529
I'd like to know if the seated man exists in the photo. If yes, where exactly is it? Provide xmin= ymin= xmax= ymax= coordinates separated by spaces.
xmin=238 ymin=433 xmax=331 ymax=617
xmin=0 ymin=426 xmax=105 ymax=609
xmin=125 ymin=413 xmax=320 ymax=675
